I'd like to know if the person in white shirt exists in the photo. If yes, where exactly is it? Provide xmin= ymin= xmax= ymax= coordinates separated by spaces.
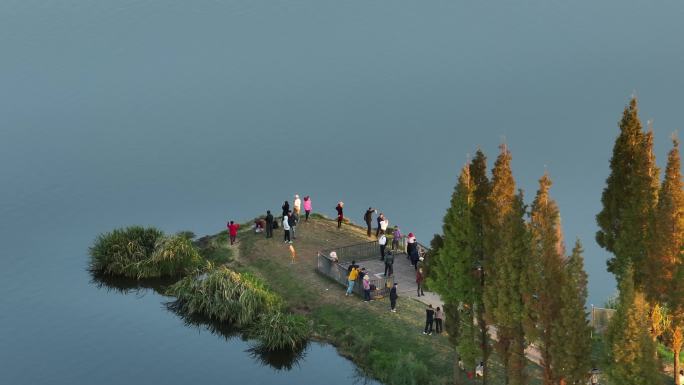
xmin=378 ymin=233 xmax=387 ymax=261
xmin=282 ymin=213 xmax=291 ymax=243
xmin=293 ymin=194 xmax=301 ymax=215
xmin=475 ymin=362 xmax=484 ymax=378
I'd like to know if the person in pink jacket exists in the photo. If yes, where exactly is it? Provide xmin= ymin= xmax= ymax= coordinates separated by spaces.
xmin=303 ymin=196 xmax=312 ymax=221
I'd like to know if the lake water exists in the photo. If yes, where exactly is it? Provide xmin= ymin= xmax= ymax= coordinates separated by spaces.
xmin=1 ymin=1 xmax=683 ymax=384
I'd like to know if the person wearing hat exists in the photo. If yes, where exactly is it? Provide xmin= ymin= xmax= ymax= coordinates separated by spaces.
xmin=335 ymin=202 xmax=344 ymax=229
xmin=389 ymin=282 xmax=399 ymax=312
xmin=362 ymin=274 xmax=371 ymax=302
xmin=293 ymin=194 xmax=301 ymax=215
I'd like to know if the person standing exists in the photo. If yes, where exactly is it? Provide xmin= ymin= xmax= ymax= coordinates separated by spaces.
xmin=281 ymin=200 xmax=290 ymax=218
xmin=227 ymin=221 xmax=240 ymax=245
xmin=282 ymin=214 xmax=291 ymax=243
xmin=303 ymin=196 xmax=312 ymax=221
xmin=364 ymin=207 xmax=375 ymax=237
xmin=384 ymin=250 xmax=394 ymax=277
xmin=375 ymin=213 xmax=384 ymax=238
xmin=392 ymin=226 xmax=402 ymax=251
xmin=378 ymin=232 xmax=387 ymax=261
xmin=293 ymin=194 xmax=301 ymax=215
xmin=335 ymin=202 xmax=344 ymax=229
xmin=289 ymin=210 xmax=299 ymax=239
xmin=416 ymin=268 xmax=425 ymax=297
xmin=346 ymin=263 xmax=359 ymax=296
xmin=362 ymin=274 xmax=371 ymax=302
xmin=379 ymin=215 xmax=389 ymax=234
xmin=389 ymin=283 xmax=398 ymax=312
xmin=424 ymin=304 xmax=435 ymax=335
xmin=265 ymin=210 xmax=274 ymax=238
xmin=434 ymin=306 xmax=443 ymax=334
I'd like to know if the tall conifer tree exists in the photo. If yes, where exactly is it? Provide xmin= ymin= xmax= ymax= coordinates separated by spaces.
xmin=550 ymin=240 xmax=592 ymax=385
xmin=650 ymin=136 xmax=684 ymax=383
xmin=470 ymin=149 xmax=492 ymax=382
xmin=524 ymin=173 xmax=565 ymax=385
xmin=483 ymin=145 xmax=528 ymax=385
xmin=605 ymin=268 xmax=660 ymax=385
xmin=596 ymin=97 xmax=659 ymax=285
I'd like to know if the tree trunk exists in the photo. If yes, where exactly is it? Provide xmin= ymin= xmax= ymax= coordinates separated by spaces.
xmin=673 ymin=327 xmax=682 ymax=385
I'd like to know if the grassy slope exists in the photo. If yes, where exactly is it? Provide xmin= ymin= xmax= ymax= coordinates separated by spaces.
xmin=202 ymin=217 xmax=556 ymax=384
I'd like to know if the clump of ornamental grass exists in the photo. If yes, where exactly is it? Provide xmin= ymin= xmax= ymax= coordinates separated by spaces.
xmin=249 ymin=311 xmax=311 ymax=351
xmin=89 ymin=227 xmax=207 ymax=279
xmin=167 ymin=266 xmax=311 ymax=351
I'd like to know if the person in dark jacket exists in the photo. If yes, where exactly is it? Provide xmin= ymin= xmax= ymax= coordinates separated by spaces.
xmin=265 ymin=210 xmax=274 ymax=238
xmin=282 ymin=201 xmax=290 ymax=218
xmin=384 ymin=250 xmax=394 ymax=277
xmin=290 ymin=211 xmax=299 ymax=239
xmin=364 ymin=207 xmax=375 ymax=237
xmin=424 ymin=304 xmax=435 ymax=335
xmin=335 ymin=202 xmax=344 ymax=229
xmin=375 ymin=213 xmax=383 ymax=238
xmin=389 ymin=283 xmax=398 ymax=312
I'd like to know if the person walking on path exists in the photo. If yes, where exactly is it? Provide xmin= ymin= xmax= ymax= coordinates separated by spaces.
xmin=227 ymin=221 xmax=240 ymax=245
xmin=364 ymin=207 xmax=375 ymax=237
xmin=391 ymin=226 xmax=402 ymax=251
xmin=265 ymin=210 xmax=274 ymax=238
xmin=346 ymin=263 xmax=359 ymax=296
xmin=378 ymin=232 xmax=387 ymax=261
xmin=303 ymin=196 xmax=312 ymax=221
xmin=335 ymin=202 xmax=344 ymax=229
xmin=416 ymin=268 xmax=425 ymax=297
xmin=290 ymin=210 xmax=299 ymax=239
xmin=389 ymin=283 xmax=398 ymax=312
xmin=434 ymin=306 xmax=443 ymax=334
xmin=281 ymin=200 xmax=290 ymax=218
xmin=362 ymin=274 xmax=371 ymax=302
xmin=375 ymin=213 xmax=384 ymax=238
xmin=424 ymin=304 xmax=435 ymax=335
xmin=293 ymin=194 xmax=301 ymax=215
xmin=282 ymin=214 xmax=292 ymax=243
xmin=384 ymin=250 xmax=394 ymax=277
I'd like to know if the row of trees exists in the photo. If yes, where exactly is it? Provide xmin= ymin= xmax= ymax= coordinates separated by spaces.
xmin=596 ymin=97 xmax=684 ymax=385
xmin=429 ymin=144 xmax=592 ymax=385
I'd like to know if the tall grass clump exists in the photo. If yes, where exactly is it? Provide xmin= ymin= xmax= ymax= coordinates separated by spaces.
xmin=89 ymin=226 xmax=163 ymax=276
xmin=89 ymin=227 xmax=207 ymax=279
xmin=167 ymin=266 xmax=311 ymax=350
xmin=250 ymin=312 xmax=311 ymax=350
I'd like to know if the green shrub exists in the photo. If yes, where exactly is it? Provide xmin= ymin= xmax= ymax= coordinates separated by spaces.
xmin=369 ymin=350 xmax=431 ymax=385
xmin=89 ymin=226 xmax=164 ymax=276
xmin=167 ymin=266 xmax=281 ymax=327
xmin=250 ymin=311 xmax=311 ymax=350
xmin=89 ymin=227 xmax=208 ymax=279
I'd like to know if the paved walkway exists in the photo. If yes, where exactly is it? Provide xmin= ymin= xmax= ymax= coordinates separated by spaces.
xmin=353 ymin=251 xmax=444 ymax=308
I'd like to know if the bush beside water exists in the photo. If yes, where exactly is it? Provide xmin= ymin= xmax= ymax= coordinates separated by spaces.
xmin=167 ymin=267 xmax=311 ymax=351
xmin=89 ymin=226 xmax=206 ymax=279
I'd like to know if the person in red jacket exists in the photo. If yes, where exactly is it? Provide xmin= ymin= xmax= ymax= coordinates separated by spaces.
xmin=227 ymin=221 xmax=240 ymax=245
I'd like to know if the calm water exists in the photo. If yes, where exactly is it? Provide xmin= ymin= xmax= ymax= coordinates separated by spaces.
xmin=2 ymin=1 xmax=684 ymax=384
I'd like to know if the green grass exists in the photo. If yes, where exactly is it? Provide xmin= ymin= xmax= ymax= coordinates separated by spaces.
xmin=195 ymin=232 xmax=233 ymax=265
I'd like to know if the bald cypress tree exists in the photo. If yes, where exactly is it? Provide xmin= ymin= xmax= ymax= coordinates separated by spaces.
xmin=649 ymin=137 xmax=684 ymax=383
xmin=429 ymin=164 xmax=480 ymax=379
xmin=470 ymin=149 xmax=492 ymax=383
xmin=524 ymin=173 xmax=565 ymax=385
xmin=605 ymin=268 xmax=660 ymax=385
xmin=483 ymin=144 xmax=527 ymax=385
xmin=551 ymin=240 xmax=592 ymax=385
xmin=596 ymin=97 xmax=659 ymax=286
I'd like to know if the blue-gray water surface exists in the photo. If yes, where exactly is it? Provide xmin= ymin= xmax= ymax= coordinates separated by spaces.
xmin=2 ymin=1 xmax=684 ymax=384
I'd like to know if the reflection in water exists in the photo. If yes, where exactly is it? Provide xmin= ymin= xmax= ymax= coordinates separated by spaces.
xmin=89 ymin=271 xmax=179 ymax=296
xmin=90 ymin=271 xmax=309 ymax=371
xmin=166 ymin=300 xmax=309 ymax=371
